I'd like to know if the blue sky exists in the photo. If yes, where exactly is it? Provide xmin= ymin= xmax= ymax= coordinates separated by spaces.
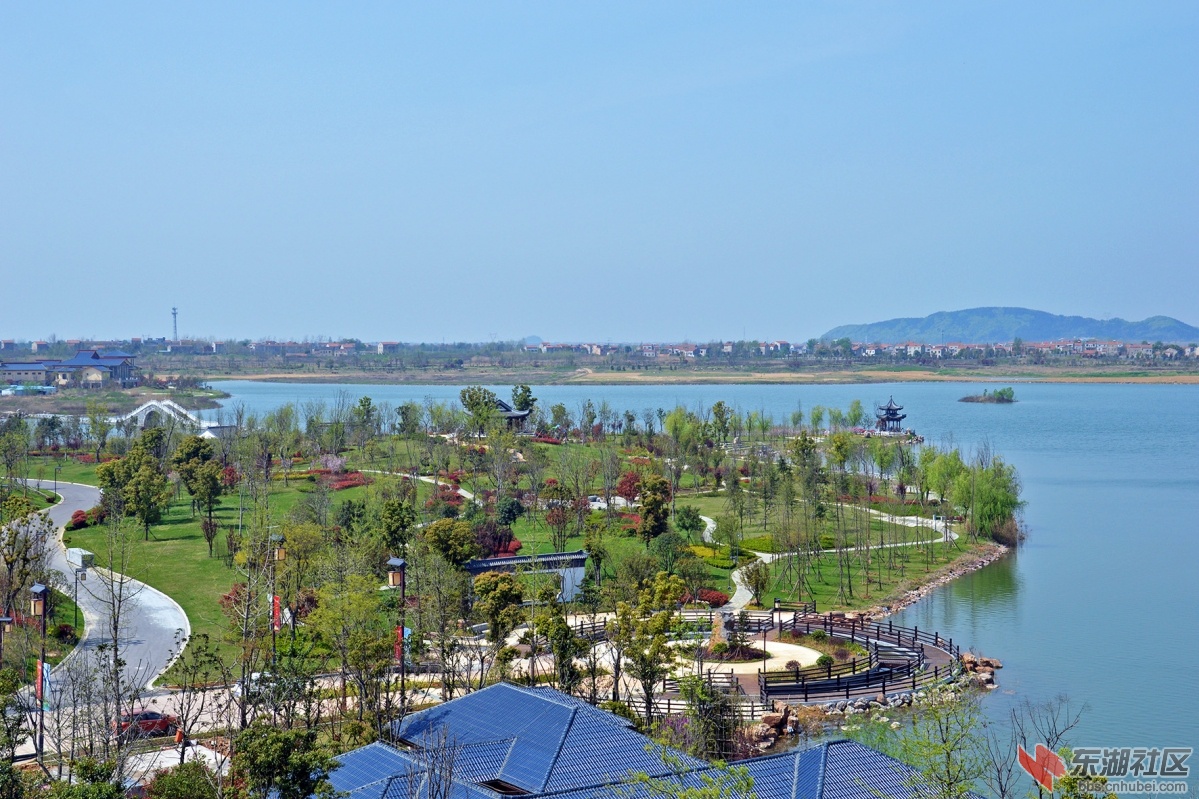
xmin=2 ymin=3 xmax=1196 ymax=343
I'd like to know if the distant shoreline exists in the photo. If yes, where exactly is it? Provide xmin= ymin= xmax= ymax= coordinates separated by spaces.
xmin=196 ymin=369 xmax=1199 ymax=386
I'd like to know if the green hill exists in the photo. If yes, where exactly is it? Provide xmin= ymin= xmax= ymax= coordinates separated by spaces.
xmin=822 ymin=307 xmax=1199 ymax=344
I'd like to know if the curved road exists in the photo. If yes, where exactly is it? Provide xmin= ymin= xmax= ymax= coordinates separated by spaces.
xmin=30 ymin=480 xmax=190 ymax=692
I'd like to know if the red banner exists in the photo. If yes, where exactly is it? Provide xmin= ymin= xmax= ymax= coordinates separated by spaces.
xmin=272 ymin=595 xmax=282 ymax=632
xmin=394 ymin=625 xmax=404 ymax=661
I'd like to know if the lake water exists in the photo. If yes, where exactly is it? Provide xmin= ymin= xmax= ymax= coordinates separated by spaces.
xmin=208 ymin=379 xmax=1199 ymax=748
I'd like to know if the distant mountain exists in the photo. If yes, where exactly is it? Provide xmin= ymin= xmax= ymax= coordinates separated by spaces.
xmin=822 ymin=307 xmax=1199 ymax=345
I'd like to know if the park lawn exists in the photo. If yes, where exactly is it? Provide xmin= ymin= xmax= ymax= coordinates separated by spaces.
xmin=757 ymin=539 xmax=992 ymax=612
xmin=739 ymin=518 xmax=944 ymax=553
xmin=25 ymin=455 xmax=101 ymax=487
xmin=61 ymin=480 xmax=374 ymax=665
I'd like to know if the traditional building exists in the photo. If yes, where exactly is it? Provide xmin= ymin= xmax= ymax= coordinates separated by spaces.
xmin=0 ymin=350 xmax=139 ymax=388
xmin=875 ymin=396 xmax=907 ymax=433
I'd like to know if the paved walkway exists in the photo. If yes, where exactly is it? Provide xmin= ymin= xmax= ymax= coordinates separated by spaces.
xmin=28 ymin=480 xmax=190 ymax=692
xmin=701 ymin=507 xmax=959 ymax=612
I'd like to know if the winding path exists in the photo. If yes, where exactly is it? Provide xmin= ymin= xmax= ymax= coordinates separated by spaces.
xmin=29 ymin=480 xmax=190 ymax=692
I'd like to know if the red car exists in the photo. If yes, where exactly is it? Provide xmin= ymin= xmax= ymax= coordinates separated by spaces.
xmin=115 ymin=709 xmax=179 ymax=738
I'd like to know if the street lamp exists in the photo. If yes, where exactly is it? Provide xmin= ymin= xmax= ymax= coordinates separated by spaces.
xmin=30 ymin=583 xmax=48 ymax=766
xmin=387 ymin=557 xmax=407 ymax=716
xmin=73 ymin=568 xmax=87 ymax=630
xmin=53 ymin=464 xmax=61 ymax=495
xmin=270 ymin=535 xmax=286 ymax=665
xmin=0 ymin=614 xmax=11 ymax=662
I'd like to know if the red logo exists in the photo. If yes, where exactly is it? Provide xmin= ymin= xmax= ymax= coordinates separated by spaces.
xmin=1019 ymin=744 xmax=1067 ymax=792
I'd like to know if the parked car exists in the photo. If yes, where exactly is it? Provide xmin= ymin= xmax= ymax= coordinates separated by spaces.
xmin=114 ymin=709 xmax=178 ymax=738
xmin=232 ymin=671 xmax=274 ymax=699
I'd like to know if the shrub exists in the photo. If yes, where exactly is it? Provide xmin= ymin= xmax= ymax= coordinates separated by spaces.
xmin=809 ymin=629 xmax=827 ymax=642
xmin=709 ymin=642 xmax=729 ymax=656
xmin=816 ymin=654 xmax=835 ymax=668
xmin=832 ymin=647 xmax=851 ymax=661
xmin=87 ymin=504 xmax=106 ymax=525
xmin=54 ymin=624 xmax=78 ymax=645
xmin=785 ymin=659 xmax=802 ymax=671
xmin=68 ymin=510 xmax=88 ymax=530
xmin=681 ymin=588 xmax=730 ymax=608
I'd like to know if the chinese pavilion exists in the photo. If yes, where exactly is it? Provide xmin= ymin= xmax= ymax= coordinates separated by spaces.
xmin=875 ymin=396 xmax=907 ymax=433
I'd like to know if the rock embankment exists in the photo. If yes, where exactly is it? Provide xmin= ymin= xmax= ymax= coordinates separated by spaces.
xmin=961 ymin=652 xmax=1003 ymax=689
xmin=862 ymin=542 xmax=1009 ymax=619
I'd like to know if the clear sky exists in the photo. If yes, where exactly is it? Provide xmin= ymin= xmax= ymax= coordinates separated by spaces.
xmin=2 ymin=3 xmax=1196 ymax=343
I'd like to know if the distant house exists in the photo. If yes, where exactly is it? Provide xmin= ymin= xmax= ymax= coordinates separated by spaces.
xmin=0 ymin=349 xmax=139 ymax=388
xmin=0 ymin=363 xmax=50 ymax=385
xmin=332 ymin=683 xmax=980 ymax=799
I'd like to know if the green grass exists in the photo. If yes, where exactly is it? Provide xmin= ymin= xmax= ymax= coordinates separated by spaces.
xmin=25 ymin=455 xmax=101 ymax=487
xmin=62 ymin=479 xmax=373 ymax=664
xmin=757 ymin=539 xmax=991 ymax=611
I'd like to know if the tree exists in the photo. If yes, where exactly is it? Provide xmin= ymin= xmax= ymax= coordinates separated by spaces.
xmin=651 ymin=532 xmax=686 ymax=575
xmin=473 ymin=571 xmax=523 ymax=645
xmin=511 ymin=384 xmax=537 ymax=412
xmin=306 ymin=574 xmax=390 ymax=723
xmin=380 ymin=498 xmax=417 ymax=555
xmin=166 ymin=632 xmax=229 ymax=765
xmin=616 ymin=471 xmax=641 ymax=506
xmin=673 ymin=505 xmax=704 ymax=540
xmin=743 ymin=559 xmax=769 ymax=606
xmin=421 ymin=519 xmax=479 ymax=566
xmin=191 ymin=461 xmax=224 ymax=555
xmin=145 ymin=761 xmax=219 ymax=799
xmin=636 ymin=473 xmax=671 ymax=547
xmin=898 ymin=687 xmax=987 ymax=799
xmin=233 ymin=724 xmax=339 ymax=799
xmin=496 ymin=496 xmax=524 ymax=527
xmin=459 ymin=386 xmax=499 ymax=435
xmin=171 ymin=435 xmax=215 ymax=502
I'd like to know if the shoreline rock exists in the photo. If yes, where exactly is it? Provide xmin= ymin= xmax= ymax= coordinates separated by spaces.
xmin=862 ymin=542 xmax=1010 ymax=620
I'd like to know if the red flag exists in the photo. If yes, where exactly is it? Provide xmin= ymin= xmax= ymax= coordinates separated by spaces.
xmin=35 ymin=660 xmax=43 ymax=703
xmin=394 ymin=625 xmax=404 ymax=660
xmin=272 ymin=595 xmax=282 ymax=632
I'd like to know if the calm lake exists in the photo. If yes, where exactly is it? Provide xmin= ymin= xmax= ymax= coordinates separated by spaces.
xmin=207 ymin=380 xmax=1199 ymax=748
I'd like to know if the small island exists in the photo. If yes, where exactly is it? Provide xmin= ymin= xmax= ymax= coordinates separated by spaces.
xmin=960 ymin=386 xmax=1016 ymax=403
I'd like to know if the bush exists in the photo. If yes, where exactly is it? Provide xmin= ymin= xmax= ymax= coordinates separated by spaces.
xmin=87 ymin=504 xmax=107 ymax=525
xmin=816 ymin=654 xmax=835 ymax=668
xmin=785 ymin=659 xmax=802 ymax=671
xmin=68 ymin=510 xmax=89 ymax=530
xmin=833 ymin=647 xmax=851 ymax=661
xmin=710 ymin=642 xmax=729 ymax=656
xmin=809 ymin=629 xmax=827 ymax=641
xmin=681 ymin=588 xmax=730 ymax=608
xmin=54 ymin=623 xmax=79 ymax=645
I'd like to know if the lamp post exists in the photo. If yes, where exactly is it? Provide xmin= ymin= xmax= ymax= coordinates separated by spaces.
xmin=73 ymin=568 xmax=87 ymax=630
xmin=53 ymin=464 xmax=61 ymax=495
xmin=386 ymin=557 xmax=407 ymax=716
xmin=30 ymin=583 xmax=48 ymax=766
xmin=270 ymin=535 xmax=286 ymax=666
xmin=0 ymin=614 xmax=11 ymax=663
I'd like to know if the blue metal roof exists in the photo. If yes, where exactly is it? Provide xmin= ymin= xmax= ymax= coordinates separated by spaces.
xmin=343 ymin=688 xmax=980 ymax=799
xmin=330 ymin=742 xmax=418 ymax=799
